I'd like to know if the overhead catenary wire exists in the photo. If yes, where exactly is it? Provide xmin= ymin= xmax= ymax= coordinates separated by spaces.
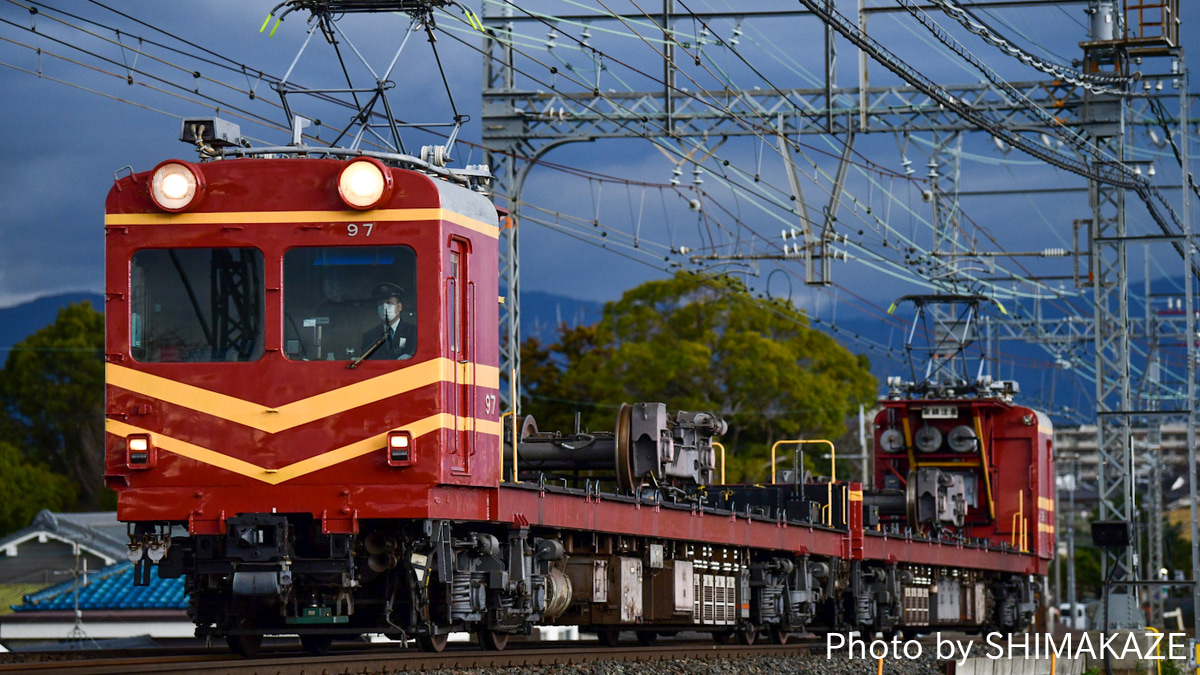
xmin=456 ymin=3 xmax=1095 ymax=302
xmin=0 ymin=1 xmax=1178 ymax=417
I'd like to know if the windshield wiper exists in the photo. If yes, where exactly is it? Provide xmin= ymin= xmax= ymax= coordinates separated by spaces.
xmin=347 ymin=331 xmax=388 ymax=369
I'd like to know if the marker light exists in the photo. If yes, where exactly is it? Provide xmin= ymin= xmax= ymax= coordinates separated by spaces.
xmin=127 ymin=434 xmax=156 ymax=469
xmin=387 ymin=431 xmax=414 ymax=467
xmin=338 ymin=158 xmax=392 ymax=210
xmin=149 ymin=161 xmax=203 ymax=212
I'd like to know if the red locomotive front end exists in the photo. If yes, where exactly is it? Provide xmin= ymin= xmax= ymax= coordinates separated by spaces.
xmin=873 ymin=390 xmax=1055 ymax=561
xmin=104 ymin=154 xmax=499 ymax=652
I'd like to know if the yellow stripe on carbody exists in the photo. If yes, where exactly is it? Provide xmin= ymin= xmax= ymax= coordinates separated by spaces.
xmin=107 ymin=414 xmax=499 ymax=485
xmin=104 ymin=208 xmax=498 ymax=239
xmin=107 ymin=359 xmax=499 ymax=434
xmin=1038 ymin=496 xmax=1055 ymax=512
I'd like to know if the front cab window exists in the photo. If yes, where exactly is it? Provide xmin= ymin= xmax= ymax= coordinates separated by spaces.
xmin=130 ymin=248 xmax=265 ymax=363
xmin=283 ymin=246 xmax=417 ymax=362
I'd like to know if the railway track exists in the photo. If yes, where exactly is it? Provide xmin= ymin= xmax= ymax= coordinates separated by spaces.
xmin=0 ymin=640 xmax=820 ymax=675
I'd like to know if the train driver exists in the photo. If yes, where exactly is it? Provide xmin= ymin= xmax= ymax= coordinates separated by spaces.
xmin=360 ymin=282 xmax=416 ymax=360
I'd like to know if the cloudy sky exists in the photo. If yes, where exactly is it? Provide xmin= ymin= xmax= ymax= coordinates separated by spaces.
xmin=0 ymin=0 xmax=1194 ymax=326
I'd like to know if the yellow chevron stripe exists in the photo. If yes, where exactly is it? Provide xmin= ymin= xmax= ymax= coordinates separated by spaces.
xmin=106 ymin=359 xmax=499 ymax=434
xmin=104 ymin=208 xmax=498 ymax=239
xmin=107 ymin=415 xmax=499 ymax=485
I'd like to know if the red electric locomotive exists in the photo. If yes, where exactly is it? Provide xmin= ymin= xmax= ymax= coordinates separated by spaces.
xmin=872 ymin=299 xmax=1055 ymax=560
xmin=105 ymin=121 xmax=1051 ymax=656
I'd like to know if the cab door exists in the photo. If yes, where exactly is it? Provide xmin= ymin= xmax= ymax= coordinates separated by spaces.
xmin=446 ymin=239 xmax=472 ymax=475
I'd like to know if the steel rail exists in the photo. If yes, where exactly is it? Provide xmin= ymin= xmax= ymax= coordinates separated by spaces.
xmin=0 ymin=640 xmax=819 ymax=675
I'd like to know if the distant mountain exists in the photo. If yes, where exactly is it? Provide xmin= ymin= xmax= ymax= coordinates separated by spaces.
xmin=519 ymin=291 xmax=604 ymax=344
xmin=0 ymin=292 xmax=104 ymax=350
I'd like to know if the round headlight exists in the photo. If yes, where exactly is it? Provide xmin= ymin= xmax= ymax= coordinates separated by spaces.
xmin=338 ymin=159 xmax=392 ymax=210
xmin=149 ymin=161 xmax=203 ymax=212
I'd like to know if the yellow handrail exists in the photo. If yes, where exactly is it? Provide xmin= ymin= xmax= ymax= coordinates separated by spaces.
xmin=1145 ymin=627 xmax=1161 ymax=675
xmin=712 ymin=442 xmax=727 ymax=484
xmin=769 ymin=439 xmax=837 ymax=484
xmin=1010 ymin=490 xmax=1027 ymax=552
xmin=1021 ymin=490 xmax=1027 ymax=552
xmin=973 ymin=415 xmax=996 ymax=520
xmin=510 ymin=378 xmax=520 ymax=484
xmin=500 ymin=411 xmax=514 ymax=483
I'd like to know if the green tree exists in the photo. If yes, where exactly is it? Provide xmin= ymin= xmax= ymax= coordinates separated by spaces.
xmin=521 ymin=272 xmax=877 ymax=482
xmin=0 ymin=302 xmax=108 ymax=509
xmin=0 ymin=441 xmax=77 ymax=536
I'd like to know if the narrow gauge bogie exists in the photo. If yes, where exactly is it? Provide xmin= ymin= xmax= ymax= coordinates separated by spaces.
xmin=104 ymin=153 xmax=1048 ymax=655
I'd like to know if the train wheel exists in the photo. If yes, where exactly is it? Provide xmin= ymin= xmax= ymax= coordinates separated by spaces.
xmin=735 ymin=627 xmax=758 ymax=645
xmin=712 ymin=630 xmax=735 ymax=644
xmin=300 ymin=635 xmax=334 ymax=656
xmin=477 ymin=629 xmax=509 ymax=651
xmin=768 ymin=627 xmax=790 ymax=645
xmin=596 ymin=627 xmax=621 ymax=647
xmin=225 ymin=607 xmax=263 ymax=657
xmin=635 ymin=630 xmax=658 ymax=646
xmin=417 ymin=633 xmax=449 ymax=653
xmin=226 ymin=632 xmax=263 ymax=658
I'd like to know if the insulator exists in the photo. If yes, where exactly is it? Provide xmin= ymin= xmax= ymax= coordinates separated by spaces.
xmin=1041 ymin=248 xmax=1067 ymax=257
xmin=420 ymin=145 xmax=447 ymax=167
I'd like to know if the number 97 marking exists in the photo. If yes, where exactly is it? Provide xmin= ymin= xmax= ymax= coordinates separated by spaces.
xmin=347 ymin=223 xmax=374 ymax=237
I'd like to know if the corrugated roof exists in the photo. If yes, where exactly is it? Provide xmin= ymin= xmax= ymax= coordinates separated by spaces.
xmin=0 ymin=584 xmax=49 ymax=615
xmin=12 ymin=562 xmax=185 ymax=612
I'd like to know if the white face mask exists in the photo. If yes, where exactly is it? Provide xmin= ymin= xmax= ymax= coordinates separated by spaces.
xmin=377 ymin=303 xmax=399 ymax=323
